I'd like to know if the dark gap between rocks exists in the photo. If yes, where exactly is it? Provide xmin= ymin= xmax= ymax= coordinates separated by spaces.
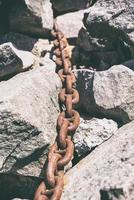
xmin=0 ymin=173 xmax=42 ymax=200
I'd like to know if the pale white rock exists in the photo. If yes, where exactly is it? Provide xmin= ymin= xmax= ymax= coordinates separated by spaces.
xmin=0 ymin=66 xmax=61 ymax=177
xmin=62 ymin=120 xmax=134 ymax=200
xmin=74 ymin=117 xmax=118 ymax=158
xmin=93 ymin=65 xmax=134 ymax=123
xmin=56 ymin=8 xmax=91 ymax=38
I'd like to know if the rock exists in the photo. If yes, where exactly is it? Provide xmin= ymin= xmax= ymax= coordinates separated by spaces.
xmin=75 ymin=66 xmax=134 ymax=124
xmin=0 ymin=43 xmax=35 ymax=79
xmin=51 ymin=0 xmax=93 ymax=14
xmin=0 ymin=32 xmax=37 ymax=51
xmin=61 ymin=120 xmax=134 ymax=200
xmin=77 ymin=0 xmax=134 ymax=69
xmin=39 ymin=53 xmax=56 ymax=72
xmin=32 ymin=39 xmax=53 ymax=57
xmin=93 ymin=65 xmax=134 ymax=124
xmin=73 ymin=117 xmax=118 ymax=158
xmin=9 ymin=0 xmax=53 ymax=37
xmin=0 ymin=66 xmax=61 ymax=177
xmin=56 ymin=9 xmax=90 ymax=38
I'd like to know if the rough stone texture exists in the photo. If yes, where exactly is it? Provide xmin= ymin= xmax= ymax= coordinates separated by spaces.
xmin=0 ymin=32 xmax=37 ymax=51
xmin=77 ymin=0 xmax=134 ymax=69
xmin=51 ymin=0 xmax=94 ymax=14
xmin=75 ymin=66 xmax=134 ymax=124
xmin=0 ymin=66 xmax=61 ymax=177
xmin=61 ymin=120 xmax=134 ymax=200
xmin=0 ymin=43 xmax=35 ymax=79
xmin=9 ymin=0 xmax=53 ymax=37
xmin=56 ymin=9 xmax=90 ymax=38
xmin=93 ymin=65 xmax=134 ymax=124
xmin=73 ymin=117 xmax=118 ymax=158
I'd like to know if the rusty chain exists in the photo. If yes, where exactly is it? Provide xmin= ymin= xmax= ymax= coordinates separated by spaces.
xmin=34 ymin=22 xmax=80 ymax=200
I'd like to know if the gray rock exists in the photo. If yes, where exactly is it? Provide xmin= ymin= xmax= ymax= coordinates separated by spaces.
xmin=56 ymin=9 xmax=90 ymax=38
xmin=0 ymin=66 xmax=61 ymax=177
xmin=51 ymin=0 xmax=93 ymax=14
xmin=0 ymin=43 xmax=35 ymax=79
xmin=75 ymin=66 xmax=134 ymax=124
xmin=9 ymin=0 xmax=53 ymax=37
xmin=61 ymin=120 xmax=134 ymax=200
xmin=77 ymin=0 xmax=134 ymax=69
xmin=93 ymin=65 xmax=134 ymax=123
xmin=74 ymin=117 xmax=118 ymax=158
xmin=0 ymin=32 xmax=37 ymax=51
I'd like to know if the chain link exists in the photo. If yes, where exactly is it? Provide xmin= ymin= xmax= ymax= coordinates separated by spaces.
xmin=34 ymin=22 xmax=80 ymax=200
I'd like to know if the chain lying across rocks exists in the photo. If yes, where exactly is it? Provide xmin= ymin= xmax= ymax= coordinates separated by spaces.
xmin=34 ymin=23 xmax=80 ymax=200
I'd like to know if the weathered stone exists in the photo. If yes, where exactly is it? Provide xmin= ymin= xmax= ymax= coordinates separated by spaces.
xmin=77 ymin=0 xmax=134 ymax=69
xmin=32 ymin=39 xmax=53 ymax=57
xmin=51 ymin=0 xmax=94 ymax=14
xmin=73 ymin=117 xmax=118 ymax=158
xmin=56 ymin=9 xmax=90 ymax=38
xmin=0 ymin=32 xmax=37 ymax=51
xmin=9 ymin=0 xmax=53 ymax=37
xmin=0 ymin=43 xmax=35 ymax=79
xmin=0 ymin=66 xmax=61 ymax=177
xmin=75 ymin=65 xmax=134 ymax=124
xmin=62 ymin=120 xmax=134 ymax=200
xmin=93 ymin=65 xmax=134 ymax=123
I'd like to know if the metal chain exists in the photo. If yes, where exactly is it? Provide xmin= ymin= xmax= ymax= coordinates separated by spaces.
xmin=33 ymin=23 xmax=80 ymax=200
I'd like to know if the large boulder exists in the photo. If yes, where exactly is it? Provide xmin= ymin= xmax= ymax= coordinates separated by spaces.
xmin=0 ymin=43 xmax=35 ymax=79
xmin=9 ymin=0 xmax=53 ymax=37
xmin=73 ymin=117 xmax=118 ymax=159
xmin=93 ymin=65 xmax=134 ymax=123
xmin=76 ymin=0 xmax=134 ymax=69
xmin=51 ymin=0 xmax=94 ymax=14
xmin=75 ymin=65 xmax=134 ymax=124
xmin=62 ymin=120 xmax=134 ymax=200
xmin=0 ymin=66 xmax=61 ymax=177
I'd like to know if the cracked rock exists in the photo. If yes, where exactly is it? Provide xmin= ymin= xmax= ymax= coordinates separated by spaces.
xmin=61 ymin=120 xmax=134 ymax=200
xmin=73 ymin=117 xmax=118 ymax=158
xmin=0 ymin=66 xmax=61 ymax=177
xmin=0 ymin=43 xmax=35 ymax=79
xmin=77 ymin=0 xmax=134 ymax=69
xmin=75 ymin=65 xmax=134 ymax=124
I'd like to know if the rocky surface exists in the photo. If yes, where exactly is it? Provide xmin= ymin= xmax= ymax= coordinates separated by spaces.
xmin=9 ymin=0 xmax=53 ymax=37
xmin=93 ymin=65 xmax=134 ymax=123
xmin=76 ymin=0 xmax=134 ymax=69
xmin=75 ymin=65 xmax=134 ymax=124
xmin=0 ymin=66 xmax=61 ymax=177
xmin=73 ymin=117 xmax=118 ymax=158
xmin=56 ymin=8 xmax=90 ymax=38
xmin=62 ymin=120 xmax=134 ymax=200
xmin=0 ymin=43 xmax=35 ymax=79
xmin=51 ymin=0 xmax=93 ymax=14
